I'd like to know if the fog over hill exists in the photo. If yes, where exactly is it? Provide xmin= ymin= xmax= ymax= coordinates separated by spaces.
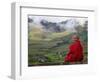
xmin=28 ymin=16 xmax=87 ymax=33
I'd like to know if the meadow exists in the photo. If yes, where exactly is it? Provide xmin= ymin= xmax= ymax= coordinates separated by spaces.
xmin=28 ymin=27 xmax=88 ymax=66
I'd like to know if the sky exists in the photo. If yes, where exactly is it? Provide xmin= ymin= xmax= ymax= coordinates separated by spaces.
xmin=28 ymin=15 xmax=88 ymax=29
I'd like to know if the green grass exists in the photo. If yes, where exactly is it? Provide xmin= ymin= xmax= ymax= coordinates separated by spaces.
xmin=28 ymin=29 xmax=88 ymax=66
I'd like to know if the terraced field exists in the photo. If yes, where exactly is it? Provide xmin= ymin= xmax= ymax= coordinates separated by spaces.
xmin=28 ymin=29 xmax=88 ymax=66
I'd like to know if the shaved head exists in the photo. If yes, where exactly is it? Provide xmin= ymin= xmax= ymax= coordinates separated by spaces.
xmin=72 ymin=34 xmax=80 ymax=42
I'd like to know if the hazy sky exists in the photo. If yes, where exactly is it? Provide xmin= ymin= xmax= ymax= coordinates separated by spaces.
xmin=28 ymin=15 xmax=87 ymax=25
xmin=28 ymin=15 xmax=88 ymax=31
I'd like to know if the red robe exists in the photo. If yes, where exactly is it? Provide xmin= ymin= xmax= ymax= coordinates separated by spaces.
xmin=64 ymin=40 xmax=83 ymax=62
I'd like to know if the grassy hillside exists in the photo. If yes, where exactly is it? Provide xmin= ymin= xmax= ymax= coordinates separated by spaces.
xmin=28 ymin=28 xmax=88 ymax=66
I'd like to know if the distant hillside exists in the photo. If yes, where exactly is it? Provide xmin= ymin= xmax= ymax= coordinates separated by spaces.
xmin=40 ymin=19 xmax=77 ymax=33
xmin=29 ymin=26 xmax=71 ymax=41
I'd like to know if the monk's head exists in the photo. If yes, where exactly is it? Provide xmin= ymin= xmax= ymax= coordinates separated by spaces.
xmin=72 ymin=35 xmax=79 ymax=42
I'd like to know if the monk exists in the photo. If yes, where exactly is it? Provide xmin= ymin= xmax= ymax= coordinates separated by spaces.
xmin=64 ymin=35 xmax=83 ymax=64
